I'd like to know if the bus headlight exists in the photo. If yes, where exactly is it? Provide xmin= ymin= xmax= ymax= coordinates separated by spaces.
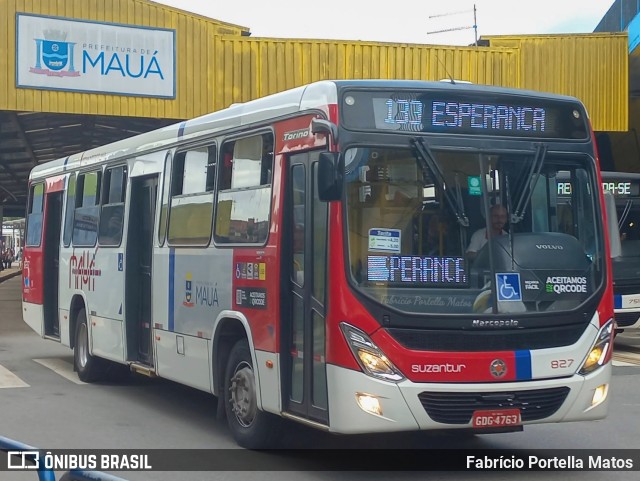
xmin=591 ymin=384 xmax=608 ymax=408
xmin=355 ymin=392 xmax=383 ymax=416
xmin=340 ymin=322 xmax=405 ymax=382
xmin=579 ymin=319 xmax=614 ymax=375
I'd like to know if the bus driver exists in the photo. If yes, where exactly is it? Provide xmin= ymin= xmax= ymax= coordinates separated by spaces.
xmin=466 ymin=204 xmax=508 ymax=260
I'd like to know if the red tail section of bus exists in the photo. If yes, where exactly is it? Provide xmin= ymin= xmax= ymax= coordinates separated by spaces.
xmin=23 ymin=176 xmax=65 ymax=305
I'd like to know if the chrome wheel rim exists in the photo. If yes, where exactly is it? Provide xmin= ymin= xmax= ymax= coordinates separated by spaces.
xmin=229 ymin=360 xmax=257 ymax=428
xmin=77 ymin=323 xmax=88 ymax=368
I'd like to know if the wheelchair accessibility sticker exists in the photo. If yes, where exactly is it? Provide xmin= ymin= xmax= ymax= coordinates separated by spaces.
xmin=496 ymin=273 xmax=522 ymax=302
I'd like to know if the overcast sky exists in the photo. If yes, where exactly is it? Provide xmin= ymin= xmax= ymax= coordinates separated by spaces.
xmin=153 ymin=0 xmax=616 ymax=46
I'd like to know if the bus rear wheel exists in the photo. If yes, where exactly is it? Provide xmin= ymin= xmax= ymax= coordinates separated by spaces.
xmin=224 ymin=340 xmax=281 ymax=448
xmin=73 ymin=308 xmax=105 ymax=383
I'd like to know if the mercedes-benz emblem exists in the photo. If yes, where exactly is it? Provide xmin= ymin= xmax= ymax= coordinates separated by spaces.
xmin=490 ymin=359 xmax=507 ymax=378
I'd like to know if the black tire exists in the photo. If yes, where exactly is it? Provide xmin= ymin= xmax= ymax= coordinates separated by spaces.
xmin=73 ymin=308 xmax=105 ymax=382
xmin=224 ymin=340 xmax=282 ymax=448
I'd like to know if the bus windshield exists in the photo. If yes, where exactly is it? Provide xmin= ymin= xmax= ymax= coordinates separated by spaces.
xmin=345 ymin=144 xmax=604 ymax=315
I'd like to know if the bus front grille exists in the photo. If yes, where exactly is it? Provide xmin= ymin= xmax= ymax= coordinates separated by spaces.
xmin=613 ymin=282 xmax=640 ymax=296
xmin=387 ymin=325 xmax=585 ymax=352
xmin=615 ymin=312 xmax=640 ymax=327
xmin=418 ymin=387 xmax=570 ymax=424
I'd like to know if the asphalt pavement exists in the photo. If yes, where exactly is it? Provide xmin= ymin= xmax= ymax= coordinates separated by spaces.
xmin=0 ymin=263 xmax=21 ymax=284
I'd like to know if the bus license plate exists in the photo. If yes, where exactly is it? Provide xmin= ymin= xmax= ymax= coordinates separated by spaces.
xmin=472 ymin=409 xmax=521 ymax=428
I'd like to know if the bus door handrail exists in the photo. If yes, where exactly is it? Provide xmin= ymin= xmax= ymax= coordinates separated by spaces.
xmin=0 ymin=435 xmax=55 ymax=481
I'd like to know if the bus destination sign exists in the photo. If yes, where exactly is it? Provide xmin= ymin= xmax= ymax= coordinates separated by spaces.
xmin=558 ymin=181 xmax=640 ymax=197
xmin=367 ymin=255 xmax=468 ymax=286
xmin=341 ymin=90 xmax=589 ymax=139
xmin=601 ymin=181 xmax=640 ymax=197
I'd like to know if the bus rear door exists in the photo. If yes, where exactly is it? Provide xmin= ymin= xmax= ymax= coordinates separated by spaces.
xmin=42 ymin=187 xmax=63 ymax=338
xmin=126 ymin=175 xmax=158 ymax=366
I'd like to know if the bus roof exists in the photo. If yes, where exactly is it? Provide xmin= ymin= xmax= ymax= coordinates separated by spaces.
xmin=331 ymin=79 xmax=582 ymax=103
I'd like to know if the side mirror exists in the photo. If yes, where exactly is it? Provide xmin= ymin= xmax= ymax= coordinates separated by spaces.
xmin=318 ymin=152 xmax=342 ymax=201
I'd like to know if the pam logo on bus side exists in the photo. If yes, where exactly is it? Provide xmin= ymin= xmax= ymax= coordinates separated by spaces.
xmin=69 ymin=250 xmax=102 ymax=291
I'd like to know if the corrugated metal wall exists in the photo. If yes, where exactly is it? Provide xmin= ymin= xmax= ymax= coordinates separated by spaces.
xmin=0 ymin=0 xmax=248 ymax=119
xmin=209 ymin=37 xmax=520 ymax=112
xmin=486 ymin=33 xmax=629 ymax=132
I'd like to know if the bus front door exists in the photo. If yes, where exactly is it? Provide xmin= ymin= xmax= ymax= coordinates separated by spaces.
xmin=126 ymin=175 xmax=157 ymax=366
xmin=283 ymin=152 xmax=329 ymax=425
xmin=43 ymin=191 xmax=62 ymax=338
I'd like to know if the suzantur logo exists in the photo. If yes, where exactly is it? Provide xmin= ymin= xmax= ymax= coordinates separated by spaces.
xmin=411 ymin=363 xmax=466 ymax=373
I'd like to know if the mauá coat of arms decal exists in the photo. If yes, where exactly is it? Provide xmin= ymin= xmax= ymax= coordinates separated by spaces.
xmin=30 ymin=29 xmax=80 ymax=77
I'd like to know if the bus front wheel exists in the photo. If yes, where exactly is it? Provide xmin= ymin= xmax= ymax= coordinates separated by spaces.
xmin=224 ymin=339 xmax=281 ymax=448
xmin=73 ymin=308 xmax=105 ymax=383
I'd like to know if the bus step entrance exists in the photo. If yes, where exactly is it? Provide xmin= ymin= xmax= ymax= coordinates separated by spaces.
xmin=130 ymin=362 xmax=157 ymax=378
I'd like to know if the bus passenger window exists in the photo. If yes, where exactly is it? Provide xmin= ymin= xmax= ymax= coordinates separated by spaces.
xmin=98 ymin=166 xmax=127 ymax=246
xmin=72 ymin=170 xmax=101 ymax=247
xmin=26 ymin=183 xmax=44 ymax=247
xmin=220 ymin=151 xmax=233 ymax=190
xmin=231 ymin=136 xmax=263 ymax=189
xmin=261 ymin=138 xmax=273 ymax=185
xmin=167 ymin=146 xmax=216 ymax=246
xmin=63 ymin=174 xmax=76 ymax=247
xmin=215 ymin=133 xmax=273 ymax=245
xmin=98 ymin=206 xmax=124 ymax=245
xmin=158 ymin=152 xmax=172 ymax=245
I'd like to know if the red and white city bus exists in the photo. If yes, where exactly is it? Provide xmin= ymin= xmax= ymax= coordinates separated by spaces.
xmin=22 ymin=80 xmax=614 ymax=448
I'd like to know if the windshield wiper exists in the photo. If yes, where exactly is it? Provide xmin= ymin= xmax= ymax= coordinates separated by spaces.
xmin=510 ymin=143 xmax=547 ymax=224
xmin=411 ymin=138 xmax=469 ymax=227
xmin=619 ymin=199 xmax=632 ymax=229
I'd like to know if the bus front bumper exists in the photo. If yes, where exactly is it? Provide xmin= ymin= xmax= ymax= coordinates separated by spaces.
xmin=325 ymin=363 xmax=612 ymax=434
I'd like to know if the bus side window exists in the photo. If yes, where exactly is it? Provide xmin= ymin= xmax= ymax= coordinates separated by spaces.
xmin=214 ymin=133 xmax=273 ymax=244
xmin=220 ymin=149 xmax=233 ymax=190
xmin=231 ymin=135 xmax=263 ymax=188
xmin=98 ymin=166 xmax=127 ymax=246
xmin=26 ymin=183 xmax=45 ymax=247
xmin=63 ymin=174 xmax=76 ymax=247
xmin=167 ymin=145 xmax=216 ymax=246
xmin=261 ymin=137 xmax=273 ymax=185
xmin=158 ymin=152 xmax=172 ymax=245
xmin=72 ymin=170 xmax=102 ymax=247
